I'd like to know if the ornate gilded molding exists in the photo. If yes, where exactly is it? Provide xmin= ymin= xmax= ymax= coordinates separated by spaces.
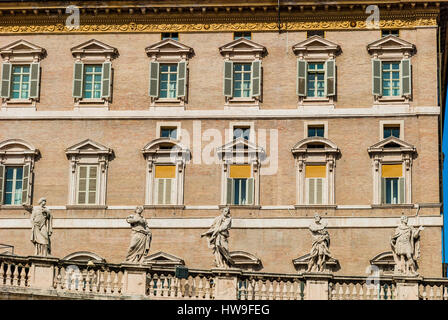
xmin=0 ymin=12 xmax=438 ymax=34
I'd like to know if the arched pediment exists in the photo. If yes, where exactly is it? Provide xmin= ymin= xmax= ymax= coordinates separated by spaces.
xmin=62 ymin=251 xmax=106 ymax=263
xmin=142 ymin=137 xmax=188 ymax=152
xmin=292 ymin=35 xmax=341 ymax=57
xmin=292 ymin=253 xmax=340 ymax=273
xmin=219 ymin=38 xmax=267 ymax=56
xmin=229 ymin=251 xmax=262 ymax=270
xmin=0 ymin=139 xmax=37 ymax=153
xmin=291 ymin=137 xmax=339 ymax=153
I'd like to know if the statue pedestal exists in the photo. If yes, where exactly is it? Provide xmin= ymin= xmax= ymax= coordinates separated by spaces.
xmin=303 ymin=272 xmax=333 ymax=300
xmin=211 ymin=268 xmax=242 ymax=300
xmin=393 ymin=275 xmax=422 ymax=300
xmin=121 ymin=263 xmax=150 ymax=296
xmin=28 ymin=256 xmax=59 ymax=290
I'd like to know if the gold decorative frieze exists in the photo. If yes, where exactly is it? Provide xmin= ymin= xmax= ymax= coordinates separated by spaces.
xmin=0 ymin=14 xmax=438 ymax=34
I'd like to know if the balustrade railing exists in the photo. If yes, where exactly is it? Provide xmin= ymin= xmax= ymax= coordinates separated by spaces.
xmin=419 ymin=279 xmax=448 ymax=300
xmin=329 ymin=277 xmax=396 ymax=300
xmin=0 ymin=256 xmax=31 ymax=288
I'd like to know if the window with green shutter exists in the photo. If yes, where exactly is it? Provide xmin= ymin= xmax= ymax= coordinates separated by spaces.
xmin=307 ymin=63 xmax=325 ymax=98
xmin=382 ymin=62 xmax=400 ymax=97
xmin=3 ymin=166 xmax=24 ymax=205
xmin=233 ymin=63 xmax=251 ymax=98
xmin=383 ymin=177 xmax=405 ymax=204
xmin=83 ymin=65 xmax=103 ymax=99
xmin=10 ymin=65 xmax=31 ymax=99
xmin=159 ymin=64 xmax=178 ymax=99
xmin=227 ymin=178 xmax=254 ymax=205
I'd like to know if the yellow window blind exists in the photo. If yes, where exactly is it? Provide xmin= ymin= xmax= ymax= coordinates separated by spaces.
xmin=382 ymin=164 xmax=402 ymax=178
xmin=305 ymin=165 xmax=326 ymax=178
xmin=230 ymin=164 xmax=251 ymax=178
xmin=155 ymin=165 xmax=176 ymax=178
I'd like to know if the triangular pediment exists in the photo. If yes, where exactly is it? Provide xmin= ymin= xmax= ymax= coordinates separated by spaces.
xmin=368 ymin=136 xmax=416 ymax=152
xmin=219 ymin=38 xmax=267 ymax=55
xmin=142 ymin=251 xmax=185 ymax=266
xmin=218 ymin=137 xmax=264 ymax=154
xmin=71 ymin=39 xmax=118 ymax=56
xmin=65 ymin=139 xmax=112 ymax=155
xmin=367 ymin=35 xmax=415 ymax=55
xmin=0 ymin=39 xmax=46 ymax=58
xmin=292 ymin=36 xmax=341 ymax=55
xmin=145 ymin=39 xmax=194 ymax=55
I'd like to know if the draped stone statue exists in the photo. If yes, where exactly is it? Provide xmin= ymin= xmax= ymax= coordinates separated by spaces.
xmin=125 ymin=206 xmax=152 ymax=263
xmin=391 ymin=215 xmax=424 ymax=276
xmin=201 ymin=207 xmax=233 ymax=268
xmin=306 ymin=213 xmax=333 ymax=273
xmin=26 ymin=197 xmax=53 ymax=257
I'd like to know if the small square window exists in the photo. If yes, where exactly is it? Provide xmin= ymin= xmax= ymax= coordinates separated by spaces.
xmin=234 ymin=32 xmax=251 ymax=40
xmin=161 ymin=32 xmax=179 ymax=41
xmin=233 ymin=127 xmax=250 ymax=140
xmin=381 ymin=29 xmax=399 ymax=37
xmin=384 ymin=125 xmax=400 ymax=139
xmin=161 ymin=127 xmax=178 ymax=139
xmin=308 ymin=125 xmax=325 ymax=138
xmin=307 ymin=30 xmax=325 ymax=38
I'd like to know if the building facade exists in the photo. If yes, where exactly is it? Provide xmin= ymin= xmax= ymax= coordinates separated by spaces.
xmin=0 ymin=0 xmax=446 ymax=279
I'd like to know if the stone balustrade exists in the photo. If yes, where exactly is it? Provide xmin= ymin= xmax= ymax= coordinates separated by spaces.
xmin=1 ymin=254 xmax=448 ymax=300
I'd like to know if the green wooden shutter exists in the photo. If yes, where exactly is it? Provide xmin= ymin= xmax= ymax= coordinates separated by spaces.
xmin=88 ymin=166 xmax=97 ymax=204
xmin=149 ymin=61 xmax=159 ymax=98
xmin=72 ymin=62 xmax=84 ymax=98
xmin=0 ymin=164 xmax=4 ymax=204
xmin=251 ymin=60 xmax=261 ymax=97
xmin=297 ymin=59 xmax=307 ymax=96
xmin=401 ymin=59 xmax=411 ymax=97
xmin=21 ymin=164 xmax=30 ymax=205
xmin=165 ymin=179 xmax=172 ymax=204
xmin=157 ymin=179 xmax=164 ymax=204
xmin=223 ymin=61 xmax=233 ymax=97
xmin=399 ymin=177 xmax=405 ymax=204
xmin=308 ymin=179 xmax=315 ymax=204
xmin=381 ymin=178 xmax=386 ymax=204
xmin=0 ymin=62 xmax=11 ymax=98
xmin=325 ymin=59 xmax=336 ymax=97
xmin=226 ymin=178 xmax=233 ymax=204
xmin=77 ymin=166 xmax=87 ymax=204
xmin=177 ymin=61 xmax=187 ymax=98
xmin=372 ymin=59 xmax=382 ymax=96
xmin=247 ymin=177 xmax=254 ymax=205
xmin=29 ymin=63 xmax=40 ymax=99
xmin=316 ymin=178 xmax=323 ymax=204
xmin=101 ymin=61 xmax=111 ymax=98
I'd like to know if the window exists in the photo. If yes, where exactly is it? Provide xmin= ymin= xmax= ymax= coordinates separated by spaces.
xmin=308 ymin=125 xmax=325 ymax=137
xmin=233 ymin=127 xmax=250 ymax=140
xmin=381 ymin=164 xmax=404 ymax=204
xmin=227 ymin=165 xmax=254 ymax=205
xmin=11 ymin=65 xmax=30 ymax=99
xmin=305 ymin=165 xmax=326 ymax=205
xmin=159 ymin=64 xmax=178 ymax=99
xmin=146 ymin=40 xmax=194 ymax=106
xmin=382 ymin=29 xmax=399 ymax=37
xmin=382 ymin=62 xmax=400 ymax=97
xmin=161 ymin=32 xmax=179 ymax=41
xmin=161 ymin=127 xmax=178 ymax=139
xmin=153 ymin=165 xmax=176 ymax=205
xmin=71 ymin=39 xmax=118 ymax=107
xmin=83 ymin=65 xmax=102 ymax=99
xmin=383 ymin=125 xmax=400 ymax=139
xmin=307 ymin=63 xmax=325 ymax=98
xmin=0 ymin=40 xmax=45 ymax=106
xmin=77 ymin=165 xmax=98 ymax=205
xmin=0 ymin=139 xmax=38 ymax=206
xmin=233 ymin=63 xmax=252 ymax=98
xmin=307 ymin=30 xmax=325 ymax=38
xmin=293 ymin=37 xmax=340 ymax=104
xmin=66 ymin=139 xmax=113 ymax=207
xmin=4 ymin=167 xmax=23 ymax=205
xmin=234 ymin=32 xmax=251 ymax=40
xmin=220 ymin=38 xmax=266 ymax=105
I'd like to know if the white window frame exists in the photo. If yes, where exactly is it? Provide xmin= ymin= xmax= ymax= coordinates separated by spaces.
xmin=0 ymin=139 xmax=39 ymax=207
xmin=304 ymin=121 xmax=328 ymax=138
xmin=228 ymin=121 xmax=255 ymax=143
xmin=380 ymin=120 xmax=404 ymax=140
xmin=75 ymin=164 xmax=100 ymax=205
xmin=66 ymin=139 xmax=113 ymax=208
xmin=3 ymin=166 xmax=25 ymax=205
xmin=156 ymin=122 xmax=181 ymax=140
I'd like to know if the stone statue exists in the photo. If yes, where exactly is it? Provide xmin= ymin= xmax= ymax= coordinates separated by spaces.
xmin=306 ymin=213 xmax=333 ymax=273
xmin=125 ymin=206 xmax=152 ymax=263
xmin=25 ymin=197 xmax=53 ymax=257
xmin=201 ymin=207 xmax=233 ymax=268
xmin=391 ymin=215 xmax=424 ymax=276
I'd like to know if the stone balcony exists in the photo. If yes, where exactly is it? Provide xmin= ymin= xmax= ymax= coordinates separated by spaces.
xmin=1 ymin=254 xmax=447 ymax=300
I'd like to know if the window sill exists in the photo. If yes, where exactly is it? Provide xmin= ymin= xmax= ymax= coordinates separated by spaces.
xmin=219 ymin=205 xmax=261 ymax=209
xmin=303 ymin=97 xmax=330 ymax=103
xmin=154 ymin=98 xmax=182 ymax=103
xmin=66 ymin=205 xmax=108 ymax=210
xmin=371 ymin=204 xmax=414 ymax=209
xmin=375 ymin=96 xmax=408 ymax=103
xmin=75 ymin=98 xmax=109 ymax=108
xmin=4 ymin=99 xmax=34 ymax=104
xmin=143 ymin=205 xmax=185 ymax=210
xmin=294 ymin=204 xmax=337 ymax=209
xmin=0 ymin=205 xmax=28 ymax=210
